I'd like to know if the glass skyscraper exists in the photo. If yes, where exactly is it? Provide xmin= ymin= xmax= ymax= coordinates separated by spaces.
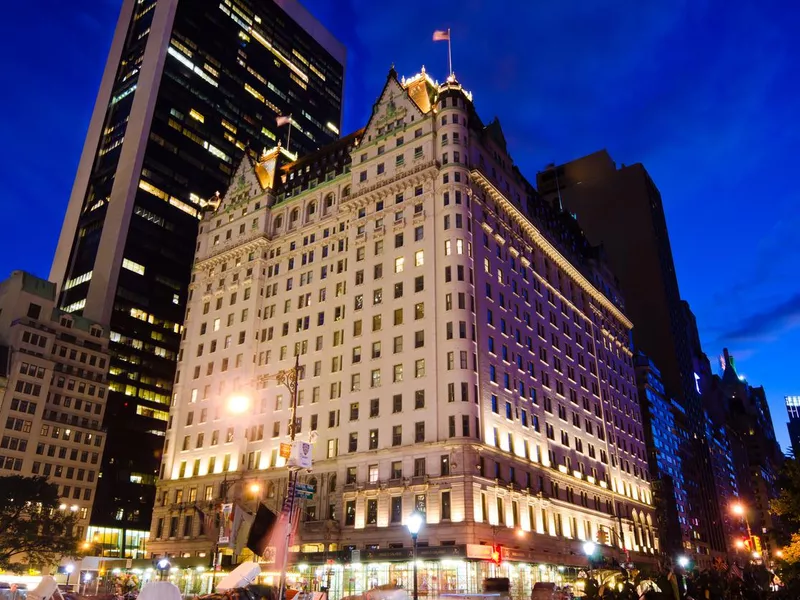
xmin=49 ymin=0 xmax=345 ymax=546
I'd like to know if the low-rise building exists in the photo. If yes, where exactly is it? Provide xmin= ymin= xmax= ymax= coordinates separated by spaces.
xmin=0 ymin=271 xmax=109 ymax=544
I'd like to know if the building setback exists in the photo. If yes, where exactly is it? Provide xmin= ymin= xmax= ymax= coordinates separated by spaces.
xmin=148 ymin=68 xmax=657 ymax=595
xmin=0 ymin=271 xmax=110 ymax=550
xmin=786 ymin=396 xmax=800 ymax=459
xmin=536 ymin=151 xmax=725 ymax=565
xmin=705 ymin=350 xmax=783 ymax=561
xmin=48 ymin=0 xmax=345 ymax=542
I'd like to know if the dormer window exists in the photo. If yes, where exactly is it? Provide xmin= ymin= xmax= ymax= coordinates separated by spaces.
xmin=60 ymin=316 xmax=73 ymax=328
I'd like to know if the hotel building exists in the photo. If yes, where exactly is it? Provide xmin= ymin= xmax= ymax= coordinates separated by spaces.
xmin=149 ymin=68 xmax=656 ymax=597
xmin=0 ymin=271 xmax=109 ymax=546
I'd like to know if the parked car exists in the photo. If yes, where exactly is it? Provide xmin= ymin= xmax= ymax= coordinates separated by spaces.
xmin=531 ymin=582 xmax=556 ymax=600
xmin=0 ymin=582 xmax=27 ymax=600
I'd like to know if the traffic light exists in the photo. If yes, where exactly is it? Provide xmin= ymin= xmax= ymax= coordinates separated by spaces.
xmin=596 ymin=529 xmax=609 ymax=545
xmin=491 ymin=545 xmax=502 ymax=565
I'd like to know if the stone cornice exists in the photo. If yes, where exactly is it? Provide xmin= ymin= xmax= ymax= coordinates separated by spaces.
xmin=194 ymin=234 xmax=269 ymax=270
xmin=345 ymin=159 xmax=440 ymax=208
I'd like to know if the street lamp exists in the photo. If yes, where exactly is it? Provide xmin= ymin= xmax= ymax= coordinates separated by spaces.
xmin=82 ymin=573 xmax=92 ymax=595
xmin=157 ymin=559 xmax=171 ymax=581
xmin=731 ymin=503 xmax=755 ymax=561
xmin=65 ymin=564 xmax=75 ymax=589
xmin=227 ymin=394 xmax=250 ymax=414
xmin=583 ymin=541 xmax=596 ymax=581
xmin=677 ymin=556 xmax=690 ymax=569
xmin=407 ymin=512 xmax=425 ymax=600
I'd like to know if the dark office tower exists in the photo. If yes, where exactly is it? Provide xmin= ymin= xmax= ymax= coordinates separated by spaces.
xmin=537 ymin=152 xmax=694 ymax=408
xmin=49 ymin=0 xmax=345 ymax=553
xmin=787 ymin=397 xmax=800 ymax=458
xmin=536 ymin=151 xmax=725 ymax=565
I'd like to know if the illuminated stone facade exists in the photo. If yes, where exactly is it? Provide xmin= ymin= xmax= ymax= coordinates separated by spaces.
xmin=148 ymin=69 xmax=657 ymax=580
xmin=0 ymin=271 xmax=109 ymax=543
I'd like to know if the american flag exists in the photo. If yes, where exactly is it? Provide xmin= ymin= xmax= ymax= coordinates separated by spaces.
xmin=433 ymin=30 xmax=450 ymax=42
xmin=195 ymin=504 xmax=216 ymax=535
xmin=276 ymin=115 xmax=292 ymax=127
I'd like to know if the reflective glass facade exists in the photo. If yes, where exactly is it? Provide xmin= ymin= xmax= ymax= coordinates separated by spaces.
xmin=634 ymin=352 xmax=689 ymax=554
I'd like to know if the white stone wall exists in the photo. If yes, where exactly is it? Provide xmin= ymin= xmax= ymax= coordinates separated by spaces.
xmin=149 ymin=75 xmax=656 ymax=563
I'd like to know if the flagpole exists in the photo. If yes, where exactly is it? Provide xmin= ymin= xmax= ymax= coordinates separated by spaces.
xmin=447 ymin=28 xmax=452 ymax=76
xmin=278 ymin=355 xmax=301 ymax=600
xmin=286 ymin=115 xmax=292 ymax=154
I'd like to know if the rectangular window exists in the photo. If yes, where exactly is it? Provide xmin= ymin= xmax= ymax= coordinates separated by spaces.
xmin=366 ymin=498 xmax=378 ymax=524
xmin=441 ymin=491 xmax=451 ymax=520
xmin=391 ymin=496 xmax=402 ymax=523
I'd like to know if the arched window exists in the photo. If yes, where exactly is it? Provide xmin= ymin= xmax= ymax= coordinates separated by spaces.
xmin=323 ymin=193 xmax=336 ymax=215
xmin=341 ymin=185 xmax=350 ymax=199
xmin=266 ymin=481 xmax=276 ymax=498
xmin=273 ymin=215 xmax=283 ymax=234
xmin=328 ymin=474 xmax=337 ymax=493
xmin=308 ymin=477 xmax=318 ymax=491
xmin=289 ymin=208 xmax=299 ymax=227
xmin=306 ymin=202 xmax=316 ymax=222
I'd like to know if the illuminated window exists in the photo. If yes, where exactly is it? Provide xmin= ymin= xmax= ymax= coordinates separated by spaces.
xmin=394 ymin=257 xmax=405 ymax=273
xmin=414 ymin=250 xmax=424 ymax=267
xmin=244 ymin=83 xmax=265 ymax=102
xmin=189 ymin=109 xmax=205 ymax=123
xmin=122 ymin=258 xmax=145 ymax=276
xmin=63 ymin=299 xmax=86 ymax=314
xmin=63 ymin=271 xmax=92 ymax=290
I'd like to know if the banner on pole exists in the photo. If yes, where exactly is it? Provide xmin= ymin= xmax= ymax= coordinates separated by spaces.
xmin=219 ymin=503 xmax=234 ymax=544
xmin=288 ymin=441 xmax=312 ymax=469
xmin=279 ymin=443 xmax=292 ymax=459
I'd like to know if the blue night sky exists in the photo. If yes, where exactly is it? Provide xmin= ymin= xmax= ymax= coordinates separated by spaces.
xmin=0 ymin=1 xmax=797 ymax=449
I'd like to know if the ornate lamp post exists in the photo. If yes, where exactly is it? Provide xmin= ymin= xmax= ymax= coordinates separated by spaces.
xmin=65 ymin=564 xmax=75 ymax=590
xmin=406 ymin=512 xmax=425 ymax=600
xmin=582 ymin=541 xmax=596 ymax=582
xmin=157 ymin=559 xmax=171 ymax=581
